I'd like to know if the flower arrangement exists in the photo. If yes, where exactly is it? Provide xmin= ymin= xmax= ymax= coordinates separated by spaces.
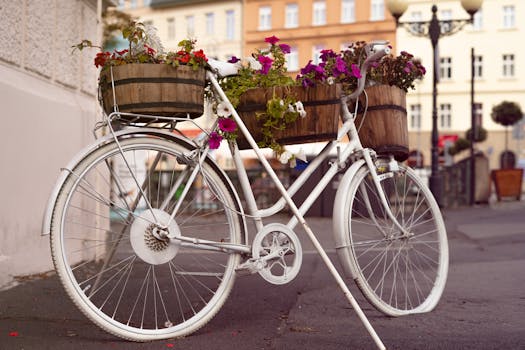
xmin=297 ymin=41 xmax=425 ymax=93
xmin=73 ymin=21 xmax=208 ymax=71
xmin=213 ymin=36 xmax=308 ymax=161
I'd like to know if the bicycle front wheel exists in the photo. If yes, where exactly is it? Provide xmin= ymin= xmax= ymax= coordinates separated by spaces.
xmin=50 ymin=136 xmax=242 ymax=341
xmin=336 ymin=161 xmax=448 ymax=316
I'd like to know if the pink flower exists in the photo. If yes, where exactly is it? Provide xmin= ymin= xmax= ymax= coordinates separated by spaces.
xmin=265 ymin=35 xmax=280 ymax=45
xmin=258 ymin=55 xmax=273 ymax=74
xmin=228 ymin=56 xmax=240 ymax=63
xmin=279 ymin=43 xmax=291 ymax=54
xmin=208 ymin=132 xmax=223 ymax=149
xmin=218 ymin=118 xmax=237 ymax=132
xmin=351 ymin=64 xmax=362 ymax=79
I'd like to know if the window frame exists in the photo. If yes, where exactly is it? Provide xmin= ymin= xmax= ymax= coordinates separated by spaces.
xmin=439 ymin=57 xmax=453 ymax=80
xmin=341 ymin=0 xmax=355 ymax=24
xmin=226 ymin=10 xmax=235 ymax=40
xmin=258 ymin=6 xmax=272 ymax=31
xmin=439 ymin=103 xmax=452 ymax=129
xmin=285 ymin=3 xmax=299 ymax=28
xmin=370 ymin=0 xmax=385 ymax=21
xmin=313 ymin=0 xmax=327 ymax=26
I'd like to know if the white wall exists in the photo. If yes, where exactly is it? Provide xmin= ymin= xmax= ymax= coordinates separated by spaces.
xmin=0 ymin=0 xmax=102 ymax=289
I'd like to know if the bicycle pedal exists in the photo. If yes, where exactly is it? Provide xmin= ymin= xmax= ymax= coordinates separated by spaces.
xmin=235 ymin=258 xmax=265 ymax=276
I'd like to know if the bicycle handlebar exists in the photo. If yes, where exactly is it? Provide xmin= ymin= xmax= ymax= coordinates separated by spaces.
xmin=344 ymin=41 xmax=391 ymax=101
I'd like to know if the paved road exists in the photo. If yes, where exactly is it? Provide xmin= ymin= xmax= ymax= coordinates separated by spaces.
xmin=1 ymin=202 xmax=524 ymax=349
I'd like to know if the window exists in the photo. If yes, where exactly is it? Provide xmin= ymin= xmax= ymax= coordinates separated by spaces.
xmin=226 ymin=10 xmax=235 ymax=40
xmin=144 ymin=0 xmax=152 ymax=6
xmin=472 ymin=9 xmax=483 ymax=30
xmin=502 ymin=5 xmax=515 ymax=29
xmin=285 ymin=3 xmax=299 ymax=28
xmin=410 ymin=104 xmax=421 ymax=129
xmin=502 ymin=54 xmax=515 ymax=77
xmin=341 ymin=0 xmax=355 ymax=23
xmin=259 ymin=6 xmax=272 ymax=30
xmin=440 ymin=9 xmax=452 ymax=33
xmin=286 ymin=46 xmax=299 ymax=72
xmin=130 ymin=0 xmax=137 ymax=8
xmin=167 ymin=17 xmax=175 ymax=40
xmin=439 ymin=104 xmax=452 ymax=129
xmin=410 ymin=11 xmax=423 ymax=33
xmin=370 ymin=0 xmax=384 ymax=21
xmin=117 ymin=0 xmax=125 ymax=9
xmin=439 ymin=57 xmax=452 ymax=80
xmin=312 ymin=45 xmax=324 ymax=64
xmin=313 ymin=1 xmax=326 ymax=26
xmin=473 ymin=55 xmax=483 ymax=79
xmin=186 ymin=15 xmax=195 ymax=37
xmin=206 ymin=13 xmax=214 ymax=35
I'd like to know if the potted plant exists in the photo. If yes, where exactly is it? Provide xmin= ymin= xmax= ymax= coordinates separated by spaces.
xmin=74 ymin=21 xmax=209 ymax=118
xmin=490 ymin=101 xmax=523 ymax=201
xmin=296 ymin=42 xmax=426 ymax=161
xmin=213 ymin=36 xmax=340 ymax=166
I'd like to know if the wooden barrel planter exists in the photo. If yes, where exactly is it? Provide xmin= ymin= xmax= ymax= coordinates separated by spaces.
xmin=235 ymin=84 xmax=341 ymax=149
xmin=352 ymin=84 xmax=408 ymax=161
xmin=99 ymin=64 xmax=206 ymax=120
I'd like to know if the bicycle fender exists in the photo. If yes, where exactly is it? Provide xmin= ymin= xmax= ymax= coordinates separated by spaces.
xmin=332 ymin=159 xmax=366 ymax=279
xmin=41 ymin=129 xmax=247 ymax=241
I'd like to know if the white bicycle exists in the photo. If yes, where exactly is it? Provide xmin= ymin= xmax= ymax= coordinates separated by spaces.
xmin=42 ymin=42 xmax=448 ymax=349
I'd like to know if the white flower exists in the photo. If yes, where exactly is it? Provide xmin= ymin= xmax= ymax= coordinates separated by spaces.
xmin=246 ymin=57 xmax=262 ymax=71
xmin=279 ymin=99 xmax=284 ymax=106
xmin=279 ymin=151 xmax=293 ymax=164
xmin=289 ymin=157 xmax=297 ymax=168
xmin=295 ymin=148 xmax=307 ymax=162
xmin=287 ymin=104 xmax=295 ymax=113
xmin=295 ymin=101 xmax=307 ymax=118
xmin=327 ymin=77 xmax=335 ymax=85
xmin=216 ymin=101 xmax=232 ymax=117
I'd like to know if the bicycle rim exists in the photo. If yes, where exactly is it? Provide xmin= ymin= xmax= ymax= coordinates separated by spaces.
xmin=344 ymin=162 xmax=448 ymax=316
xmin=50 ymin=136 xmax=241 ymax=341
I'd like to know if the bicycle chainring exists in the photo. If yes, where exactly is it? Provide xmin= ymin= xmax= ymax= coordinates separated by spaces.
xmin=251 ymin=223 xmax=302 ymax=285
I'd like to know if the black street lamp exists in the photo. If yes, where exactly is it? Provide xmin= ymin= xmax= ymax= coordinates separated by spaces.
xmin=387 ymin=0 xmax=483 ymax=206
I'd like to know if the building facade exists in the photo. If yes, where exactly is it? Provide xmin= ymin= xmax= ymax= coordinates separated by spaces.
xmin=243 ymin=0 xmax=397 ymax=74
xmin=0 ymin=0 xmax=106 ymax=289
xmin=397 ymin=0 xmax=525 ymax=170
xmin=120 ymin=0 xmax=243 ymax=62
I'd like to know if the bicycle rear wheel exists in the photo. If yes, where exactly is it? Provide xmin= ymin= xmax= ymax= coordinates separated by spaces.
xmin=50 ymin=136 xmax=242 ymax=341
xmin=335 ymin=160 xmax=448 ymax=316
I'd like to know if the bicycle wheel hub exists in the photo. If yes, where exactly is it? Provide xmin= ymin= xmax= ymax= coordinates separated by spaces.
xmin=130 ymin=209 xmax=181 ymax=265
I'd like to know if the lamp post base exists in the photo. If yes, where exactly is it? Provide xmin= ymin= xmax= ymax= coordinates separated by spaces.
xmin=429 ymin=173 xmax=443 ymax=207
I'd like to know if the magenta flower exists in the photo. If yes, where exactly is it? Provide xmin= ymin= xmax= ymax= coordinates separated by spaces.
xmin=333 ymin=56 xmax=348 ymax=76
xmin=351 ymin=64 xmax=362 ymax=79
xmin=265 ymin=35 xmax=280 ymax=45
xmin=404 ymin=66 xmax=411 ymax=73
xmin=208 ymin=132 xmax=223 ymax=149
xmin=258 ymin=55 xmax=273 ymax=74
xmin=279 ymin=43 xmax=291 ymax=54
xmin=218 ymin=118 xmax=237 ymax=132
xmin=320 ymin=49 xmax=337 ymax=62
xmin=228 ymin=56 xmax=240 ymax=63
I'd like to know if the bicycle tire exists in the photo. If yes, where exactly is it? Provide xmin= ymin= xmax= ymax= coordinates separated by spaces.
xmin=335 ymin=160 xmax=448 ymax=316
xmin=50 ymin=136 xmax=242 ymax=341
